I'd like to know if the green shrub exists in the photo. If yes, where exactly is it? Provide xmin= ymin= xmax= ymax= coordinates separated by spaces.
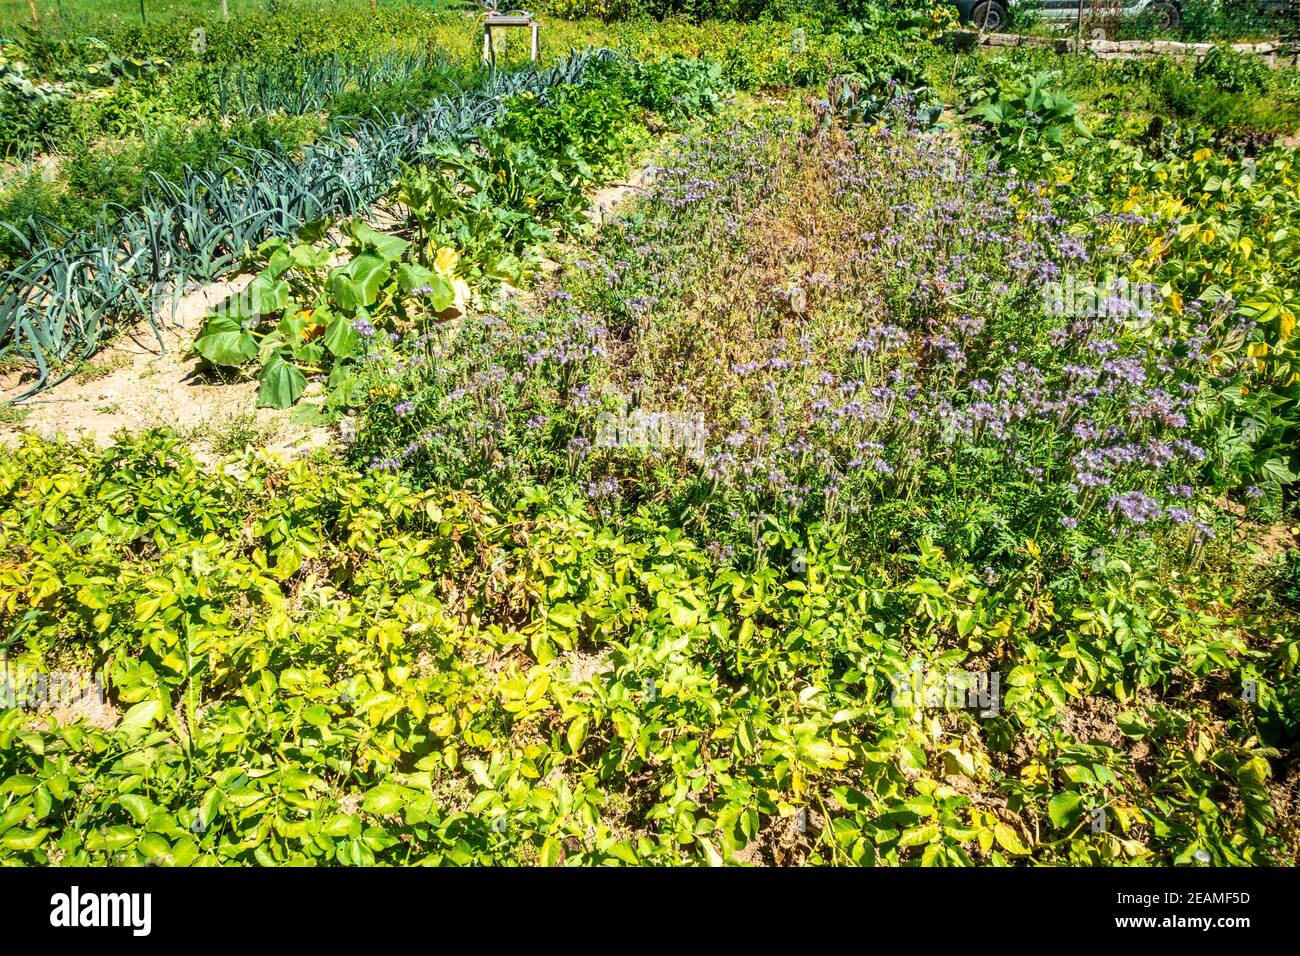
xmin=1194 ymin=45 xmax=1271 ymax=95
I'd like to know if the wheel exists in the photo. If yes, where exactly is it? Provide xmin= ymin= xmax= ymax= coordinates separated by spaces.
xmin=1147 ymin=1 xmax=1182 ymax=30
xmin=971 ymin=1 xmax=1008 ymax=32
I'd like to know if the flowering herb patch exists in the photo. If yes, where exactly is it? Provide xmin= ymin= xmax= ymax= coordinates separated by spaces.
xmin=358 ymin=107 xmax=1226 ymax=566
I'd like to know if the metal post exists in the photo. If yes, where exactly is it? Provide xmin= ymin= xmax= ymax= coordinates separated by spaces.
xmin=531 ymin=22 xmax=539 ymax=62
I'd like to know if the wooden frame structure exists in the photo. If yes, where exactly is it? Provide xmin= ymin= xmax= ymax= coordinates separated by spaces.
xmin=482 ymin=13 xmax=540 ymax=65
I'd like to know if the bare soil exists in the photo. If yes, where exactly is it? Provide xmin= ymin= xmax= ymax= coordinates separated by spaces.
xmin=0 ymin=275 xmax=331 ymax=460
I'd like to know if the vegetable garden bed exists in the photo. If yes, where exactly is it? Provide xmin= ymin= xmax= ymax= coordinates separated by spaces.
xmin=0 ymin=3 xmax=1297 ymax=870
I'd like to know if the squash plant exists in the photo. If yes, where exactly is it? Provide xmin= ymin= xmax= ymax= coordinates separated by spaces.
xmin=194 ymin=219 xmax=456 ymax=407
xmin=399 ymin=133 xmax=590 ymax=285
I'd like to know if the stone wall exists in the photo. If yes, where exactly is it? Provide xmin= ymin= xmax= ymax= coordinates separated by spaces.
xmin=948 ymin=30 xmax=1300 ymax=67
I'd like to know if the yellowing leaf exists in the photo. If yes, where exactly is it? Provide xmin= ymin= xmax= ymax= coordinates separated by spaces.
xmin=994 ymin=822 xmax=1031 ymax=855
xmin=1279 ymin=310 xmax=1296 ymax=341
xmin=566 ymin=716 xmax=588 ymax=754
xmin=540 ymin=836 xmax=563 ymax=867
xmin=434 ymin=246 xmax=460 ymax=275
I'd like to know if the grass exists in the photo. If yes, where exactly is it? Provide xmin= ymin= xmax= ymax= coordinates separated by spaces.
xmin=1 ymin=0 xmax=439 ymax=32
xmin=71 ymin=351 xmax=131 ymax=383
xmin=204 ymin=411 xmax=275 ymax=455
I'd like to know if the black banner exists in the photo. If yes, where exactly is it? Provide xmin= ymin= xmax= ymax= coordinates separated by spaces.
xmin=0 ymin=866 xmax=1283 ymax=943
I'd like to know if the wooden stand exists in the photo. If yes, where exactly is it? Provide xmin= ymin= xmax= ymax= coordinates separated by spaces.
xmin=482 ymin=14 xmax=540 ymax=66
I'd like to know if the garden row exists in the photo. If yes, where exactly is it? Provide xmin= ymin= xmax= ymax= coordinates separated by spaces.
xmin=190 ymin=52 xmax=724 ymax=410
xmin=0 ymin=8 xmax=597 ymax=272
xmin=0 ymin=50 xmax=617 ymax=398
